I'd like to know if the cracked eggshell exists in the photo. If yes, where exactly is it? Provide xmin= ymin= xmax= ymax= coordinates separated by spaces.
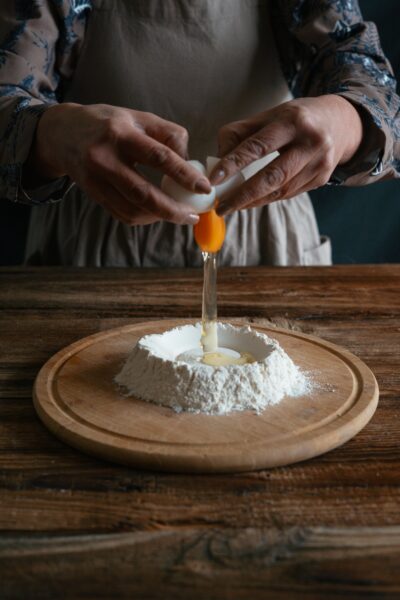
xmin=206 ymin=153 xmax=280 ymax=200
xmin=161 ymin=153 xmax=280 ymax=214
xmin=241 ymin=151 xmax=280 ymax=179
xmin=161 ymin=160 xmax=216 ymax=214
xmin=206 ymin=156 xmax=245 ymax=200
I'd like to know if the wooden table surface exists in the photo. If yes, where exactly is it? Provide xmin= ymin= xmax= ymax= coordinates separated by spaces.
xmin=1 ymin=265 xmax=400 ymax=600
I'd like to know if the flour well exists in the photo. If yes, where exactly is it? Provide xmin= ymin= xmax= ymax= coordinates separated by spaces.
xmin=115 ymin=323 xmax=312 ymax=415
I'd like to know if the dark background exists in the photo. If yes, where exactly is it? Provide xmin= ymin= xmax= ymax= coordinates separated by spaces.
xmin=0 ymin=0 xmax=399 ymax=266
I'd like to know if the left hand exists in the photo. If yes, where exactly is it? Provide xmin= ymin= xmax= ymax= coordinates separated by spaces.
xmin=210 ymin=95 xmax=363 ymax=216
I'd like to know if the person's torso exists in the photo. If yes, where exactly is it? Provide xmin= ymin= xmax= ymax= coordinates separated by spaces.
xmin=26 ymin=0 xmax=329 ymax=267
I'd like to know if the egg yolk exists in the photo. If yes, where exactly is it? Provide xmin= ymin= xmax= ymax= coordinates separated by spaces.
xmin=194 ymin=209 xmax=226 ymax=253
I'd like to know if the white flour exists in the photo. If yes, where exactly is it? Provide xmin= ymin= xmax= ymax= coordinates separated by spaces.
xmin=115 ymin=323 xmax=312 ymax=415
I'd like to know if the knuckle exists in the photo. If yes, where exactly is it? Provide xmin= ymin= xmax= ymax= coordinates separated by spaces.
xmin=126 ymin=180 xmax=152 ymax=205
xmin=320 ymin=135 xmax=334 ymax=153
xmin=244 ymin=137 xmax=270 ymax=159
xmin=163 ymin=157 xmax=187 ymax=180
xmin=223 ymin=137 xmax=269 ymax=170
xmin=146 ymin=145 xmax=171 ymax=167
xmin=314 ymin=171 xmax=331 ymax=188
xmin=176 ymin=125 xmax=189 ymax=141
xmin=319 ymin=150 xmax=336 ymax=173
xmin=262 ymin=165 xmax=286 ymax=188
xmin=223 ymin=153 xmax=246 ymax=170
xmin=307 ymin=129 xmax=331 ymax=151
xmin=321 ymin=174 xmax=332 ymax=187
xmin=136 ymin=181 xmax=152 ymax=204
xmin=236 ymin=188 xmax=255 ymax=208
xmin=100 ymin=117 xmax=122 ymax=142
xmin=169 ymin=162 xmax=187 ymax=180
xmin=219 ymin=123 xmax=240 ymax=141
xmin=270 ymin=188 xmax=284 ymax=201
xmin=84 ymin=146 xmax=101 ymax=170
xmin=165 ymin=126 xmax=188 ymax=147
xmin=288 ymin=105 xmax=317 ymax=135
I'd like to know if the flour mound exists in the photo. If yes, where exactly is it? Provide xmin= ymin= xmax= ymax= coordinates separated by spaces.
xmin=115 ymin=323 xmax=312 ymax=415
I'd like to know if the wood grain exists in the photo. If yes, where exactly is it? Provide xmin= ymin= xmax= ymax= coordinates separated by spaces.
xmin=1 ymin=266 xmax=400 ymax=599
xmin=33 ymin=320 xmax=378 ymax=473
xmin=2 ymin=528 xmax=400 ymax=600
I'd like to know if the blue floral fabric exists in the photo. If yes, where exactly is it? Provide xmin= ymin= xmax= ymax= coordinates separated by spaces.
xmin=0 ymin=0 xmax=399 ymax=204
xmin=270 ymin=0 xmax=400 ymax=184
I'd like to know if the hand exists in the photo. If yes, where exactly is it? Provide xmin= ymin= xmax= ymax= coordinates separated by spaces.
xmin=210 ymin=95 xmax=363 ymax=216
xmin=27 ymin=103 xmax=212 ymax=225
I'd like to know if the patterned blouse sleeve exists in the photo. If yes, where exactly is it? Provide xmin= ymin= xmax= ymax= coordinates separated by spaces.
xmin=271 ymin=0 xmax=400 ymax=185
xmin=0 ymin=1 xmax=90 ymax=204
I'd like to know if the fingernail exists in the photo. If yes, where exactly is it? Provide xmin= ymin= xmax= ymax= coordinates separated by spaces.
xmin=186 ymin=213 xmax=200 ymax=225
xmin=210 ymin=168 xmax=226 ymax=185
xmin=195 ymin=178 xmax=212 ymax=194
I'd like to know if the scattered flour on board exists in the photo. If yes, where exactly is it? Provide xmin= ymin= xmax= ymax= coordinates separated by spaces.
xmin=115 ymin=323 xmax=314 ymax=415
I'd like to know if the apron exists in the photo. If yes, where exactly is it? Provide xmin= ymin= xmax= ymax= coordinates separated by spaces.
xmin=25 ymin=0 xmax=331 ymax=267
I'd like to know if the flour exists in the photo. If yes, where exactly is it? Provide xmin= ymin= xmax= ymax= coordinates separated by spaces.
xmin=115 ymin=323 xmax=312 ymax=415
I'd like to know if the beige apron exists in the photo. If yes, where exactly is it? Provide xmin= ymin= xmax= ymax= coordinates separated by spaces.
xmin=25 ymin=0 xmax=331 ymax=267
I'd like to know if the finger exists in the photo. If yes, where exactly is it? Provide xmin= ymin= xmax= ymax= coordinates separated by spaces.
xmin=83 ymin=148 xmax=201 ymax=224
xmin=121 ymin=130 xmax=210 ymax=194
xmin=85 ymin=179 xmax=160 ymax=226
xmin=210 ymin=117 xmax=297 ymax=185
xmin=244 ymin=154 xmax=335 ymax=209
xmin=144 ymin=116 xmax=190 ymax=160
xmin=216 ymin=145 xmax=316 ymax=216
xmin=111 ymin=166 xmax=201 ymax=225
xmin=217 ymin=119 xmax=262 ymax=158
xmin=246 ymin=171 xmax=318 ymax=208
xmin=217 ymin=107 xmax=282 ymax=157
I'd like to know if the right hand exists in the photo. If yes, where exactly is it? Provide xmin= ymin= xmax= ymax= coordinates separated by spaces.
xmin=27 ymin=103 xmax=211 ymax=225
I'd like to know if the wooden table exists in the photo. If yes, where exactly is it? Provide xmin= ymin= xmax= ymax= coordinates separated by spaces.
xmin=1 ymin=265 xmax=400 ymax=600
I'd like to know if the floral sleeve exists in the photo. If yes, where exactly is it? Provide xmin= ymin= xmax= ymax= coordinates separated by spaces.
xmin=271 ymin=0 xmax=400 ymax=185
xmin=0 ymin=1 xmax=90 ymax=204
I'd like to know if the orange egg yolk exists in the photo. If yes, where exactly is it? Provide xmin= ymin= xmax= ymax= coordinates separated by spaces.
xmin=194 ymin=209 xmax=226 ymax=253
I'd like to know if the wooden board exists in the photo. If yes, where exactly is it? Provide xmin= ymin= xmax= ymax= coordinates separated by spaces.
xmin=33 ymin=319 xmax=379 ymax=473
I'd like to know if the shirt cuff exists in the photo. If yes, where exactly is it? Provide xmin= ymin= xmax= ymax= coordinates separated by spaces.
xmin=327 ymin=92 xmax=387 ymax=186
xmin=18 ymin=174 xmax=75 ymax=205
xmin=2 ymin=102 xmax=76 ymax=205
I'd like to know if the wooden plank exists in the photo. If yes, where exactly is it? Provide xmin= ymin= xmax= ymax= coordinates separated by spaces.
xmin=0 ymin=266 xmax=399 ymax=596
xmin=1 ymin=528 xmax=400 ymax=600
xmin=0 ymin=266 xmax=399 ymax=318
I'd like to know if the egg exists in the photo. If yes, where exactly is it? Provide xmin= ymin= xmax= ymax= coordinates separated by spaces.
xmin=193 ymin=208 xmax=226 ymax=253
xmin=161 ymin=156 xmax=250 ymax=215
xmin=161 ymin=160 xmax=216 ymax=214
xmin=206 ymin=156 xmax=245 ymax=199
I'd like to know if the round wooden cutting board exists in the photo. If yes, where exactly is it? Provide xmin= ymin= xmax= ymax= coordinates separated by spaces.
xmin=33 ymin=319 xmax=379 ymax=473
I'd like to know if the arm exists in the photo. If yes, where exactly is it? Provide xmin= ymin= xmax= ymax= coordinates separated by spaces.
xmin=0 ymin=0 xmax=88 ymax=203
xmin=270 ymin=0 xmax=400 ymax=185
xmin=0 ymin=1 xmax=208 ymax=224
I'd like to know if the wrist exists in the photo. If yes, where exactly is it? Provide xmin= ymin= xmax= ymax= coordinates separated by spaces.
xmin=26 ymin=103 xmax=81 ymax=181
xmin=329 ymin=95 xmax=363 ymax=165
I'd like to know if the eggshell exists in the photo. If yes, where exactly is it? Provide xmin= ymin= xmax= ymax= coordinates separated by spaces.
xmin=241 ymin=151 xmax=280 ymax=180
xmin=160 ymin=153 xmax=280 ymax=214
xmin=205 ymin=156 xmax=245 ymax=200
xmin=161 ymin=160 xmax=216 ymax=214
